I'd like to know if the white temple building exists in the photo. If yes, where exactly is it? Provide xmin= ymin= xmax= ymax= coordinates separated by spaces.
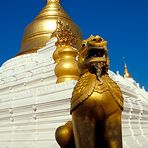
xmin=0 ymin=0 xmax=148 ymax=148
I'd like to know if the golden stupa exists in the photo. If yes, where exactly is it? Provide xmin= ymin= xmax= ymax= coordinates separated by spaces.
xmin=19 ymin=0 xmax=82 ymax=55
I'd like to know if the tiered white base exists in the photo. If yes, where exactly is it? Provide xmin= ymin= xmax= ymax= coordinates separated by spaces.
xmin=0 ymin=38 xmax=148 ymax=148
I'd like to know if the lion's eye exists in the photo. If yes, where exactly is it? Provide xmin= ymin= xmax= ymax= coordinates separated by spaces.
xmin=82 ymin=44 xmax=85 ymax=47
xmin=98 ymin=38 xmax=102 ymax=42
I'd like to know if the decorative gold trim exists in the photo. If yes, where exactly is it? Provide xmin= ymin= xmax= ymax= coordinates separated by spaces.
xmin=52 ymin=20 xmax=79 ymax=48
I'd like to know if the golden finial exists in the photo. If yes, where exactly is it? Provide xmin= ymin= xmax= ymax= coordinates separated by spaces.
xmin=124 ymin=63 xmax=132 ymax=78
xmin=54 ymin=45 xmax=80 ymax=83
xmin=52 ymin=20 xmax=79 ymax=49
xmin=52 ymin=20 xmax=80 ymax=83
xmin=52 ymin=20 xmax=80 ymax=63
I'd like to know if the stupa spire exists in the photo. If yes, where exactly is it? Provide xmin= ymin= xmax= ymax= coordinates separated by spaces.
xmin=124 ymin=63 xmax=132 ymax=78
xmin=47 ymin=0 xmax=60 ymax=3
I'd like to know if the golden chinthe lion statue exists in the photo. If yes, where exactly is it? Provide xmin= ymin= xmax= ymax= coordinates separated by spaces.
xmin=55 ymin=35 xmax=124 ymax=148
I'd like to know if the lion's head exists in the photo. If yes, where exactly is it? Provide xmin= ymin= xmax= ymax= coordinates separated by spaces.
xmin=78 ymin=35 xmax=110 ymax=78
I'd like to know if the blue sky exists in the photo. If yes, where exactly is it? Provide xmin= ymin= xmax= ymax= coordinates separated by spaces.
xmin=0 ymin=0 xmax=147 ymax=89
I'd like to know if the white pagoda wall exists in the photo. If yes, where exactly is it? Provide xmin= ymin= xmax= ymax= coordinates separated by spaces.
xmin=0 ymin=37 xmax=148 ymax=148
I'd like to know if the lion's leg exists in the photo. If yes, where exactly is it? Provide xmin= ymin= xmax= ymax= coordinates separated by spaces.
xmin=72 ymin=111 xmax=95 ymax=148
xmin=104 ymin=110 xmax=122 ymax=148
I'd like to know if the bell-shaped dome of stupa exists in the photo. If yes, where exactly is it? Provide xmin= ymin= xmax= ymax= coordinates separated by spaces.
xmin=19 ymin=0 xmax=82 ymax=55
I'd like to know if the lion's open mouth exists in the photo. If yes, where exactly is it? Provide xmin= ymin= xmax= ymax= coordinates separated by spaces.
xmin=86 ymin=47 xmax=106 ymax=63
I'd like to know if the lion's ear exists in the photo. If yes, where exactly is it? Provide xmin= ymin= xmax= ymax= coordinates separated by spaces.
xmin=77 ymin=48 xmax=88 ymax=71
xmin=78 ymin=51 xmax=85 ymax=65
xmin=80 ymin=35 xmax=95 ymax=49
xmin=106 ymin=57 xmax=110 ymax=69
xmin=88 ymin=35 xmax=95 ymax=40
xmin=80 ymin=40 xmax=87 ymax=49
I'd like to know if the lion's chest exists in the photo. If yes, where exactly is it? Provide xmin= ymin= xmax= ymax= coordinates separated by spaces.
xmin=86 ymin=81 xmax=116 ymax=105
xmin=71 ymin=73 xmax=123 ymax=113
